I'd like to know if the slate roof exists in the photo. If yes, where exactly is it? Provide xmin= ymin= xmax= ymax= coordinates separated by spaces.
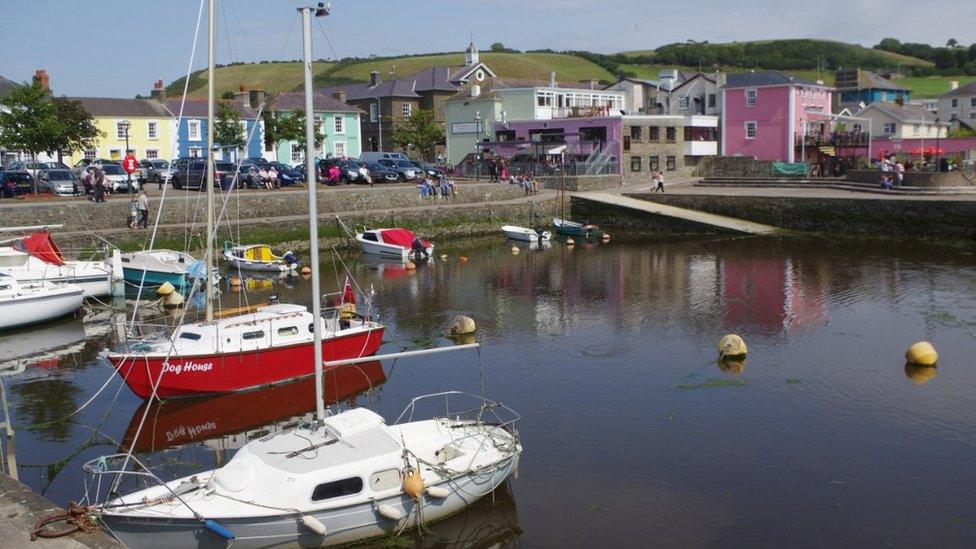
xmin=856 ymin=71 xmax=909 ymax=92
xmin=66 ymin=97 xmax=173 ymax=117
xmin=856 ymin=102 xmax=938 ymax=123
xmin=319 ymin=80 xmax=420 ymax=101
xmin=0 ymin=75 xmax=19 ymax=99
xmin=941 ymin=80 xmax=976 ymax=98
xmin=405 ymin=66 xmax=459 ymax=92
xmin=268 ymin=91 xmax=361 ymax=113
xmin=167 ymin=98 xmax=259 ymax=119
xmin=670 ymin=72 xmax=718 ymax=93
xmin=724 ymin=70 xmax=825 ymax=89
xmin=449 ymin=62 xmax=495 ymax=83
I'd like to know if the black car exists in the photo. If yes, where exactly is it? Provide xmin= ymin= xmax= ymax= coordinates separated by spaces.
xmin=269 ymin=162 xmax=301 ymax=186
xmin=377 ymin=159 xmax=420 ymax=181
xmin=171 ymin=160 xmax=237 ymax=190
xmin=408 ymin=160 xmax=444 ymax=179
xmin=0 ymin=170 xmax=36 ymax=197
xmin=246 ymin=157 xmax=271 ymax=170
xmin=364 ymin=162 xmax=400 ymax=183
xmin=318 ymin=158 xmax=370 ymax=185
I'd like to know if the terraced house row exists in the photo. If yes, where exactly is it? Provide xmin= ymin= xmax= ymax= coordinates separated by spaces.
xmin=1 ymin=70 xmax=364 ymax=166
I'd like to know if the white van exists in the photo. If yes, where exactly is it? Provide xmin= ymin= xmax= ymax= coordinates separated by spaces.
xmin=359 ymin=151 xmax=409 ymax=163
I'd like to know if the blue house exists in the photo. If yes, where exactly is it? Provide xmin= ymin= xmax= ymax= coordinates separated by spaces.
xmin=834 ymin=69 xmax=911 ymax=110
xmin=167 ymin=98 xmax=263 ymax=160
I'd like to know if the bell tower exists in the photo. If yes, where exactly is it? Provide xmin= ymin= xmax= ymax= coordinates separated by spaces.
xmin=466 ymin=41 xmax=479 ymax=65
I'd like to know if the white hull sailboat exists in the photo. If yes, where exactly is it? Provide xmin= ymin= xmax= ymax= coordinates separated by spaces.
xmin=501 ymin=225 xmax=552 ymax=243
xmin=88 ymin=393 xmax=520 ymax=548
xmin=222 ymin=242 xmax=300 ymax=273
xmin=356 ymin=228 xmax=434 ymax=261
xmin=0 ymin=230 xmax=121 ymax=298
xmin=0 ymin=275 xmax=84 ymax=330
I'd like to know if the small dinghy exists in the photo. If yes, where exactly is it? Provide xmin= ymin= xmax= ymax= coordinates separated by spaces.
xmin=553 ymin=217 xmax=599 ymax=238
xmin=121 ymin=249 xmax=215 ymax=288
xmin=357 ymin=228 xmax=434 ymax=261
xmin=223 ymin=242 xmax=299 ymax=273
xmin=501 ymin=225 xmax=552 ymax=243
xmin=0 ymin=275 xmax=84 ymax=330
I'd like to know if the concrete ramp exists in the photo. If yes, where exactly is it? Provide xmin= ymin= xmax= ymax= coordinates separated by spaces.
xmin=576 ymin=192 xmax=781 ymax=235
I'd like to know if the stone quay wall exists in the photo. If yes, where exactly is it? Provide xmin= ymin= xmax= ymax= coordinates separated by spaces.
xmin=846 ymin=170 xmax=976 ymax=188
xmin=538 ymin=175 xmax=620 ymax=192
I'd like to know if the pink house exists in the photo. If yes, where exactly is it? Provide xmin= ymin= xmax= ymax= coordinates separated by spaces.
xmin=721 ymin=71 xmax=832 ymax=162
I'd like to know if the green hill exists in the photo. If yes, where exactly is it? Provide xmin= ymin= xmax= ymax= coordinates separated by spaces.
xmin=167 ymin=61 xmax=335 ymax=98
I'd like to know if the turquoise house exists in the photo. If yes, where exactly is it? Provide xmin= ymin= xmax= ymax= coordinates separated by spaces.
xmin=268 ymin=92 xmax=362 ymax=163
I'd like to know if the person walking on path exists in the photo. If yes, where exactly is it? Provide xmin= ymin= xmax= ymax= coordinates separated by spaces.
xmin=652 ymin=170 xmax=666 ymax=193
xmin=137 ymin=189 xmax=150 ymax=228
xmin=92 ymin=168 xmax=106 ymax=203
xmin=128 ymin=197 xmax=139 ymax=229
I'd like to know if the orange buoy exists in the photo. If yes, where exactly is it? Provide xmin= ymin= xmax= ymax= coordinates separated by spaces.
xmin=405 ymin=261 xmax=416 ymax=270
xmin=459 ymin=256 xmax=468 ymax=263
xmin=300 ymin=266 xmax=312 ymax=275
xmin=402 ymin=468 xmax=424 ymax=501
xmin=229 ymin=277 xmax=242 ymax=287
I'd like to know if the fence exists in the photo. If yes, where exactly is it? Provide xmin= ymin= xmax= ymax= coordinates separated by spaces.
xmin=454 ymin=160 xmax=619 ymax=179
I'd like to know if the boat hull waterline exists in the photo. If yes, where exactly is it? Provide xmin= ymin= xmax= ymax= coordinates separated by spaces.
xmin=501 ymin=225 xmax=552 ymax=243
xmin=98 ymin=458 xmax=517 ymax=549
xmin=0 ymin=283 xmax=84 ymax=330
xmin=110 ymin=328 xmax=385 ymax=399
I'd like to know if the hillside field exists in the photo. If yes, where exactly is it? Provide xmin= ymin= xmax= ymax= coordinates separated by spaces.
xmin=168 ymin=61 xmax=334 ymax=98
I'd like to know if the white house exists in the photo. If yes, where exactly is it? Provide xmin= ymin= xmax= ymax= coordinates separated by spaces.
xmin=854 ymin=102 xmax=947 ymax=139
xmin=937 ymin=81 xmax=976 ymax=132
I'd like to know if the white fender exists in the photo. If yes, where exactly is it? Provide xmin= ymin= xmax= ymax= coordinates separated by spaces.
xmin=377 ymin=504 xmax=405 ymax=521
xmin=425 ymin=485 xmax=450 ymax=498
xmin=301 ymin=514 xmax=327 ymax=535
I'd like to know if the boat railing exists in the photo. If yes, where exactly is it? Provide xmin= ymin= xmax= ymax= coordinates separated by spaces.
xmin=81 ymin=453 xmax=203 ymax=513
xmin=394 ymin=391 xmax=521 ymax=434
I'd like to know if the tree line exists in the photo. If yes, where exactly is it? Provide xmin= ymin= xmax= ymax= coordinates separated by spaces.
xmin=874 ymin=38 xmax=976 ymax=75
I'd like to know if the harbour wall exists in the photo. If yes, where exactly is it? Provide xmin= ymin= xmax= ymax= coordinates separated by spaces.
xmin=571 ymin=193 xmax=976 ymax=239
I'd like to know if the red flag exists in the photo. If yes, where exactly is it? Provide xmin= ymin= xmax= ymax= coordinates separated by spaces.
xmin=342 ymin=277 xmax=356 ymax=305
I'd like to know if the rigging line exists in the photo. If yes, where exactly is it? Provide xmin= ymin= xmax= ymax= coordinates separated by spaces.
xmin=227 ymin=0 xmax=257 ymax=62
xmin=219 ymin=0 xmax=234 ymax=67
xmin=127 ymin=0 xmax=206 ymax=334
xmin=314 ymin=17 xmax=339 ymax=62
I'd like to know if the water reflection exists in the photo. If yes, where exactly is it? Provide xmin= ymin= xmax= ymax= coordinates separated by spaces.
xmin=905 ymin=363 xmax=938 ymax=385
xmin=123 ymin=361 xmax=386 ymax=454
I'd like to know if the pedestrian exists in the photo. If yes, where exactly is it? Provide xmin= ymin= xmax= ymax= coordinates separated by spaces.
xmin=418 ymin=178 xmax=429 ymax=199
xmin=92 ymin=169 xmax=106 ymax=203
xmin=137 ymin=189 xmax=149 ymax=228
xmin=654 ymin=170 xmax=666 ymax=193
xmin=128 ymin=197 xmax=139 ymax=228
xmin=488 ymin=160 xmax=498 ymax=183
xmin=500 ymin=161 xmax=509 ymax=183
xmin=327 ymin=164 xmax=341 ymax=185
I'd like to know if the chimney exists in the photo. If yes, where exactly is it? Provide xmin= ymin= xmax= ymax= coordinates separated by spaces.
xmin=950 ymin=80 xmax=959 ymax=91
xmin=370 ymin=71 xmax=381 ymax=87
xmin=549 ymin=71 xmax=557 ymax=88
xmin=579 ymin=79 xmax=598 ymax=90
xmin=332 ymin=90 xmax=347 ymax=103
xmin=249 ymin=88 xmax=266 ymax=109
xmin=33 ymin=69 xmax=50 ymax=91
xmin=150 ymin=78 xmax=166 ymax=102
xmin=234 ymin=83 xmax=249 ymax=104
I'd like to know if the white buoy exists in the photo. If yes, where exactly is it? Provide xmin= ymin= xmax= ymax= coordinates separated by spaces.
xmin=602 ymin=233 xmax=611 ymax=241
xmin=718 ymin=334 xmax=747 ymax=358
xmin=566 ymin=238 xmax=575 ymax=246
xmin=448 ymin=315 xmax=476 ymax=336
xmin=426 ymin=485 xmax=451 ymax=498
xmin=440 ymin=254 xmax=448 ymax=261
xmin=300 ymin=514 xmax=327 ymax=535
xmin=511 ymin=246 xmax=520 ymax=254
xmin=377 ymin=504 xmax=405 ymax=521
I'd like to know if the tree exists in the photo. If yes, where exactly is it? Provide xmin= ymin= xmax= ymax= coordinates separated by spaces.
xmin=267 ymin=109 xmax=324 ymax=160
xmin=389 ymin=110 xmax=443 ymax=161
xmin=947 ymin=38 xmax=958 ymax=48
xmin=213 ymin=102 xmax=246 ymax=159
xmin=220 ymin=90 xmax=236 ymax=100
xmin=490 ymin=42 xmax=506 ymax=52
xmin=0 ymin=84 xmax=100 ymax=192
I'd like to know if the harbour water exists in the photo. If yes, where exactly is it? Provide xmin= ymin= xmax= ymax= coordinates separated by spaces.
xmin=2 ymin=235 xmax=976 ymax=547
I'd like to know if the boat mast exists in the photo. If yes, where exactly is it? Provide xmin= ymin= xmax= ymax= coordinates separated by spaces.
xmin=300 ymin=3 xmax=329 ymax=422
xmin=204 ymin=0 xmax=216 ymax=323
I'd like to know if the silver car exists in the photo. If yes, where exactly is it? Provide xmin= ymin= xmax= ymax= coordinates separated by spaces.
xmin=39 ymin=169 xmax=79 ymax=195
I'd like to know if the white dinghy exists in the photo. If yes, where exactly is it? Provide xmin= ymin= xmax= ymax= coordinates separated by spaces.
xmin=501 ymin=225 xmax=552 ymax=243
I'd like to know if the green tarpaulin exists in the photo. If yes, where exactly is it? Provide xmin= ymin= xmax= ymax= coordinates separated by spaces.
xmin=770 ymin=162 xmax=808 ymax=176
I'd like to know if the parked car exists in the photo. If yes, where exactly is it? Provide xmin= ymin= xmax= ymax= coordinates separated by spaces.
xmin=268 ymin=161 xmax=301 ymax=186
xmin=38 ymin=169 xmax=79 ymax=195
xmin=84 ymin=164 xmax=139 ymax=193
xmin=8 ymin=161 xmax=69 ymax=177
xmin=318 ymin=158 xmax=370 ymax=185
xmin=408 ymin=160 xmax=444 ymax=179
xmin=377 ymin=158 xmax=420 ymax=181
xmin=171 ymin=160 xmax=237 ymax=191
xmin=138 ymin=159 xmax=171 ymax=186
xmin=72 ymin=158 xmax=118 ymax=177
xmin=0 ymin=170 xmax=35 ymax=197
xmin=363 ymin=162 xmax=400 ymax=183
xmin=359 ymin=151 xmax=409 ymax=163
xmin=245 ymin=157 xmax=271 ymax=170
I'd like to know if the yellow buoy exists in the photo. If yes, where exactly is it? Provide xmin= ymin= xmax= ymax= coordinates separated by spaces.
xmin=402 ymin=468 xmax=424 ymax=502
xmin=905 ymin=341 xmax=938 ymax=366
xmin=511 ymin=246 xmax=520 ymax=254
xmin=163 ymin=291 xmax=185 ymax=308
xmin=156 ymin=281 xmax=176 ymax=296
xmin=448 ymin=315 xmax=476 ymax=336
xmin=229 ymin=277 xmax=242 ymax=287
xmin=717 ymin=334 xmax=747 ymax=358
xmin=405 ymin=261 xmax=416 ymax=270
xmin=566 ymin=238 xmax=575 ymax=246
xmin=905 ymin=363 xmax=937 ymax=385
xmin=300 ymin=266 xmax=312 ymax=275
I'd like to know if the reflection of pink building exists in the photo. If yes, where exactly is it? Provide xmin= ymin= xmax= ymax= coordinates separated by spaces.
xmin=721 ymin=71 xmax=833 ymax=162
xmin=721 ymin=258 xmax=828 ymax=335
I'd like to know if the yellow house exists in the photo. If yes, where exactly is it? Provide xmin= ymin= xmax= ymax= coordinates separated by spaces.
xmin=64 ymin=97 xmax=175 ymax=165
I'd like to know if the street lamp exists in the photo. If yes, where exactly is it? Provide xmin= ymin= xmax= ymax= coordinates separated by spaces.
xmin=474 ymin=111 xmax=482 ymax=181
xmin=935 ymin=117 xmax=942 ymax=171
xmin=119 ymin=120 xmax=133 ymax=192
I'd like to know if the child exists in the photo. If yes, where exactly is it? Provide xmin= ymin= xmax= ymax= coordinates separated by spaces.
xmin=128 ymin=197 xmax=140 ymax=229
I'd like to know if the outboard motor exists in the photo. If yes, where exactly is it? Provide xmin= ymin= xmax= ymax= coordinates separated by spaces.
xmin=282 ymin=251 xmax=299 ymax=266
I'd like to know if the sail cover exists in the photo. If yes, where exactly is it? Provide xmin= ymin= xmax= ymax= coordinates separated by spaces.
xmin=13 ymin=232 xmax=65 ymax=265
xmin=379 ymin=229 xmax=430 ymax=249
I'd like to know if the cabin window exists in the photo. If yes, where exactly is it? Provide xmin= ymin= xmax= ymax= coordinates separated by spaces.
xmin=277 ymin=326 xmax=299 ymax=336
xmin=179 ymin=332 xmax=202 ymax=340
xmin=242 ymin=330 xmax=265 ymax=340
xmin=362 ymin=232 xmax=378 ymax=242
xmin=311 ymin=477 xmax=363 ymax=501
xmin=309 ymin=323 xmax=315 ymax=333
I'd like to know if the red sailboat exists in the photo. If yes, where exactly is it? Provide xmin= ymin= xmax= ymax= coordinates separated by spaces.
xmin=110 ymin=278 xmax=384 ymax=399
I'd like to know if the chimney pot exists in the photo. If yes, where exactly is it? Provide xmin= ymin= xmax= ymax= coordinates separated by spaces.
xmin=33 ymin=69 xmax=50 ymax=91
xmin=239 ymin=83 xmax=248 ymax=92
xmin=332 ymin=90 xmax=347 ymax=103
xmin=370 ymin=71 xmax=381 ymax=87
xmin=549 ymin=71 xmax=557 ymax=88
xmin=950 ymin=80 xmax=959 ymax=90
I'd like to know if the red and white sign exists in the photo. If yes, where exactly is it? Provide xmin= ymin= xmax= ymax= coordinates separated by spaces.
xmin=122 ymin=154 xmax=139 ymax=174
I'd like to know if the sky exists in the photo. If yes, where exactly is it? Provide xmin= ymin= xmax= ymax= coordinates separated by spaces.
xmin=1 ymin=0 xmax=974 ymax=97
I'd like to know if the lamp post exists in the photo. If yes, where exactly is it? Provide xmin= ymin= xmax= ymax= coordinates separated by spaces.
xmin=935 ymin=117 xmax=942 ymax=171
xmin=375 ymin=98 xmax=382 ymax=151
xmin=119 ymin=120 xmax=133 ymax=192
xmin=473 ymin=111 xmax=482 ymax=181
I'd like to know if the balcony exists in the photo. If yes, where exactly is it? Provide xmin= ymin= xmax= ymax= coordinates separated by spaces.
xmin=800 ymin=131 xmax=869 ymax=148
xmin=683 ymin=140 xmax=718 ymax=156
xmin=534 ymin=105 xmax=615 ymax=120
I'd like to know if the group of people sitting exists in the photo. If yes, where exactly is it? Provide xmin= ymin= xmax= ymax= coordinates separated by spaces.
xmin=249 ymin=165 xmax=281 ymax=189
xmin=510 ymin=173 xmax=539 ymax=195
xmin=418 ymin=174 xmax=457 ymax=199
